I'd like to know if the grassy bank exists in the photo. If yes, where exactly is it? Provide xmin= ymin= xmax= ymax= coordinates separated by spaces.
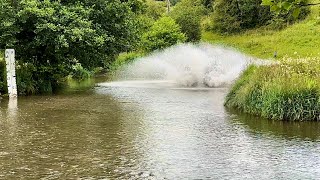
xmin=203 ymin=6 xmax=320 ymax=121
xmin=225 ymin=58 xmax=320 ymax=121
xmin=202 ymin=5 xmax=320 ymax=59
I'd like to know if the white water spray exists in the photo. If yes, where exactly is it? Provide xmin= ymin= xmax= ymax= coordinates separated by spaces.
xmin=102 ymin=43 xmax=259 ymax=88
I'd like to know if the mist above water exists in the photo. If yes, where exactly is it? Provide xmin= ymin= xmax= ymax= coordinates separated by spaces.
xmin=106 ymin=43 xmax=257 ymax=88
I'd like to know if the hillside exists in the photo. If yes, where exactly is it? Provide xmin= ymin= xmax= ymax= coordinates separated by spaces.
xmin=202 ymin=5 xmax=320 ymax=59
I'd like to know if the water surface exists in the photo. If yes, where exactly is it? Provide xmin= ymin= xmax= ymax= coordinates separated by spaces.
xmin=0 ymin=83 xmax=319 ymax=179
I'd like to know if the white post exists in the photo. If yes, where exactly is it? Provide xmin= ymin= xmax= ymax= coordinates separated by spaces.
xmin=5 ymin=49 xmax=17 ymax=98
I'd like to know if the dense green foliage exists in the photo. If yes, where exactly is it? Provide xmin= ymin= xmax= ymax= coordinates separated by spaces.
xmin=225 ymin=58 xmax=320 ymax=121
xmin=141 ymin=16 xmax=186 ymax=52
xmin=0 ymin=0 xmax=143 ymax=94
xmin=210 ymin=0 xmax=309 ymax=34
xmin=261 ymin=0 xmax=315 ymax=18
xmin=170 ymin=0 xmax=205 ymax=42
xmin=70 ymin=63 xmax=92 ymax=81
xmin=211 ymin=0 xmax=272 ymax=33
xmin=145 ymin=0 xmax=166 ymax=19
xmin=0 ymin=59 xmax=5 ymax=94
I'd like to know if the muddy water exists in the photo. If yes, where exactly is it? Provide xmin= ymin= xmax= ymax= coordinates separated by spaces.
xmin=0 ymin=84 xmax=319 ymax=179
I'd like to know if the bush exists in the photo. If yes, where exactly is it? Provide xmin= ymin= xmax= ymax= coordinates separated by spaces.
xmin=141 ymin=16 xmax=186 ymax=52
xmin=211 ymin=0 xmax=272 ymax=34
xmin=201 ymin=15 xmax=214 ymax=31
xmin=266 ymin=7 xmax=310 ymax=30
xmin=170 ymin=0 xmax=205 ymax=42
xmin=211 ymin=0 xmax=310 ymax=34
xmin=16 ymin=62 xmax=36 ymax=95
xmin=225 ymin=58 xmax=320 ymax=121
xmin=70 ymin=63 xmax=91 ymax=81
xmin=145 ymin=0 xmax=166 ymax=20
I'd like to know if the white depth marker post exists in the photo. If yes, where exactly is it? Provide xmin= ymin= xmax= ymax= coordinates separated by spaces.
xmin=5 ymin=49 xmax=18 ymax=98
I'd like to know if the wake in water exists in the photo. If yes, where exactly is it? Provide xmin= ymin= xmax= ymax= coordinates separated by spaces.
xmin=103 ymin=43 xmax=258 ymax=88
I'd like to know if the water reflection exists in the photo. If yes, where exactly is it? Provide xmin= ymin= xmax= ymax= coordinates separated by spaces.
xmin=0 ymin=86 xmax=319 ymax=179
xmin=229 ymin=109 xmax=320 ymax=141
xmin=8 ymin=97 xmax=17 ymax=112
xmin=0 ymin=93 xmax=147 ymax=179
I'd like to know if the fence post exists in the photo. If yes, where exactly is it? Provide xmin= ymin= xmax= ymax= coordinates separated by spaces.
xmin=5 ymin=49 xmax=17 ymax=98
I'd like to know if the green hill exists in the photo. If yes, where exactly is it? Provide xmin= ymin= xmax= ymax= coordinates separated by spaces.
xmin=202 ymin=5 xmax=320 ymax=59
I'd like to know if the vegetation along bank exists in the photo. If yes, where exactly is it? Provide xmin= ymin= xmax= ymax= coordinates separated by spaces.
xmin=1 ymin=0 xmax=319 ymax=120
xmin=202 ymin=1 xmax=320 ymax=121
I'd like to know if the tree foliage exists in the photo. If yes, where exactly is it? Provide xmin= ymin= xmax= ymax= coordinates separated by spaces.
xmin=261 ymin=0 xmax=316 ymax=18
xmin=0 ymin=0 xmax=143 ymax=94
xmin=170 ymin=0 xmax=205 ymax=42
xmin=0 ymin=60 xmax=6 ymax=94
xmin=141 ymin=16 xmax=186 ymax=52
xmin=144 ymin=0 xmax=166 ymax=20
xmin=210 ymin=0 xmax=309 ymax=34
xmin=211 ymin=0 xmax=272 ymax=34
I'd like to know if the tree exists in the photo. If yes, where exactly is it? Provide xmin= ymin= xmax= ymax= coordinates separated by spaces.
xmin=211 ymin=0 xmax=272 ymax=34
xmin=261 ymin=0 xmax=319 ymax=18
xmin=0 ymin=0 xmax=144 ymax=94
xmin=141 ymin=16 xmax=186 ymax=52
xmin=169 ymin=0 xmax=205 ymax=42
xmin=144 ymin=0 xmax=166 ymax=20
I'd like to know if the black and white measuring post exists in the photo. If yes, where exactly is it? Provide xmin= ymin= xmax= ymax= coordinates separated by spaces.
xmin=5 ymin=49 xmax=18 ymax=98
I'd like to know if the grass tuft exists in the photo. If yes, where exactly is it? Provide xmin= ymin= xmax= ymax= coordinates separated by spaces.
xmin=225 ymin=57 xmax=320 ymax=121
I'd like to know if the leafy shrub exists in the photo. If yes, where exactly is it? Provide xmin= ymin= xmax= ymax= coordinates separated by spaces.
xmin=266 ymin=7 xmax=310 ymax=30
xmin=141 ymin=16 xmax=186 ymax=52
xmin=211 ymin=0 xmax=310 ymax=34
xmin=225 ymin=57 xmax=320 ymax=121
xmin=145 ymin=0 xmax=166 ymax=20
xmin=170 ymin=0 xmax=205 ymax=42
xmin=16 ymin=62 xmax=36 ymax=95
xmin=201 ymin=15 xmax=214 ymax=31
xmin=71 ymin=63 xmax=91 ymax=81
xmin=211 ymin=0 xmax=272 ymax=34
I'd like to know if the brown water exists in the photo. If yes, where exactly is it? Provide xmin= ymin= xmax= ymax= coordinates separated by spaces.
xmin=0 ymin=83 xmax=320 ymax=179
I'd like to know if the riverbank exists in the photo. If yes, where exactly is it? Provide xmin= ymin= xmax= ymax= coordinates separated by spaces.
xmin=202 ymin=7 xmax=320 ymax=121
xmin=224 ymin=58 xmax=320 ymax=121
xmin=220 ymin=54 xmax=319 ymax=121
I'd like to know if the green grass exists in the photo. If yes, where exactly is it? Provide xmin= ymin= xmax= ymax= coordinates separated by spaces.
xmin=202 ymin=5 xmax=320 ymax=59
xmin=225 ymin=58 xmax=320 ymax=121
xmin=205 ymin=5 xmax=320 ymax=121
xmin=109 ymin=51 xmax=144 ymax=71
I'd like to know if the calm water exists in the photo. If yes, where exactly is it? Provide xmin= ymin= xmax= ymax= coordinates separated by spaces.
xmin=0 ymin=83 xmax=320 ymax=179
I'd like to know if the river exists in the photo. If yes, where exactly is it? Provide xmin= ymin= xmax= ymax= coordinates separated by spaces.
xmin=0 ymin=81 xmax=319 ymax=179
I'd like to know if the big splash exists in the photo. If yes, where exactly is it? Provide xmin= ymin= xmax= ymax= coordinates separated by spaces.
xmin=102 ymin=43 xmax=258 ymax=88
